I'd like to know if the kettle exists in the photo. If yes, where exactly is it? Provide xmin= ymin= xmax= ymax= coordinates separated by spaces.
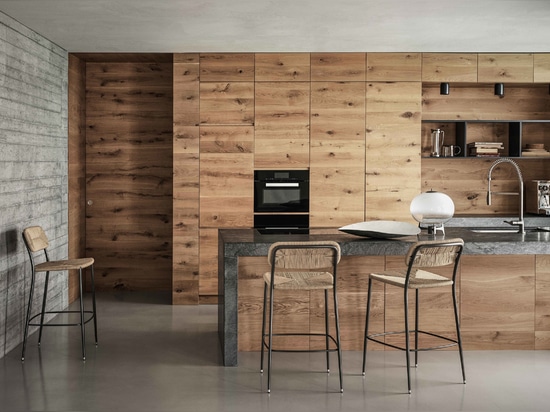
xmin=431 ymin=129 xmax=445 ymax=157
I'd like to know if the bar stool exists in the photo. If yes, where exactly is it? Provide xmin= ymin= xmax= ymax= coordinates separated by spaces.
xmin=362 ymin=238 xmax=466 ymax=393
xmin=260 ymin=241 xmax=343 ymax=393
xmin=21 ymin=226 xmax=98 ymax=361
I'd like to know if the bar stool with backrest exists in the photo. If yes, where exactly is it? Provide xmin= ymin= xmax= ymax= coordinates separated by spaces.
xmin=260 ymin=240 xmax=343 ymax=393
xmin=362 ymin=238 xmax=466 ymax=393
xmin=21 ymin=226 xmax=98 ymax=361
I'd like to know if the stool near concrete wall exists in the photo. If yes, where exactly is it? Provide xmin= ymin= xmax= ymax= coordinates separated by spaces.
xmin=362 ymin=238 xmax=466 ymax=394
xmin=260 ymin=241 xmax=343 ymax=393
xmin=21 ymin=226 xmax=98 ymax=360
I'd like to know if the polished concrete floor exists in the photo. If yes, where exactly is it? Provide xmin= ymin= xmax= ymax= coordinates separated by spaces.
xmin=1 ymin=291 xmax=549 ymax=412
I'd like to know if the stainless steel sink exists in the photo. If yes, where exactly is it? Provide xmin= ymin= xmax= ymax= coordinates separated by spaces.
xmin=470 ymin=228 xmax=520 ymax=233
xmin=470 ymin=227 xmax=550 ymax=234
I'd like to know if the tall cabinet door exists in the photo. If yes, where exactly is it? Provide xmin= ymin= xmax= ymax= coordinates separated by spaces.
xmin=85 ymin=61 xmax=174 ymax=291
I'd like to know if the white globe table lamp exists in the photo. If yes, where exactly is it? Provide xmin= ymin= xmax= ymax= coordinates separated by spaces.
xmin=410 ymin=190 xmax=455 ymax=235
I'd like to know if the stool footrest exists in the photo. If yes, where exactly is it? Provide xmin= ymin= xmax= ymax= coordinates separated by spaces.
xmin=262 ymin=332 xmax=340 ymax=353
xmin=367 ymin=330 xmax=459 ymax=352
xmin=28 ymin=310 xmax=96 ymax=327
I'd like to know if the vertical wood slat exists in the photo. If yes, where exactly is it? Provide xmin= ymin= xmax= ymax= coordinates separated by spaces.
xmin=173 ymin=54 xmax=200 ymax=304
xmin=366 ymin=82 xmax=422 ymax=221
xmin=536 ymin=255 xmax=550 ymax=349
xmin=534 ymin=54 xmax=550 ymax=83
xmin=254 ymin=82 xmax=311 ymax=168
xmin=310 ymin=81 xmax=366 ymax=226
xmin=85 ymin=61 xmax=173 ymax=292
xmin=461 ymin=255 xmax=535 ymax=349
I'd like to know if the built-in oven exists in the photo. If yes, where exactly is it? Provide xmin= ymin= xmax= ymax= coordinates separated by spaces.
xmin=254 ymin=170 xmax=309 ymax=233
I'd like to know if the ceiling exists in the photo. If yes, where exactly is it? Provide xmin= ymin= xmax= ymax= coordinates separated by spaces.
xmin=1 ymin=0 xmax=550 ymax=53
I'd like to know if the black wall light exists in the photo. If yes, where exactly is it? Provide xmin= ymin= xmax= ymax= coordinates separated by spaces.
xmin=440 ymin=82 xmax=450 ymax=95
xmin=494 ymin=83 xmax=504 ymax=96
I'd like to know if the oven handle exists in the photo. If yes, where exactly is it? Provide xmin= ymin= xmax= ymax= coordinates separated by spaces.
xmin=265 ymin=182 xmax=300 ymax=187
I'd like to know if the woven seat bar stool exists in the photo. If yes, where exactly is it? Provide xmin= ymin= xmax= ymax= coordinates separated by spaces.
xmin=21 ymin=226 xmax=98 ymax=361
xmin=260 ymin=241 xmax=343 ymax=393
xmin=362 ymin=238 xmax=466 ymax=394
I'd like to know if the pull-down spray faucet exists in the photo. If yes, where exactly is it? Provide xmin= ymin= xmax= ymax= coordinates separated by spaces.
xmin=487 ymin=158 xmax=525 ymax=234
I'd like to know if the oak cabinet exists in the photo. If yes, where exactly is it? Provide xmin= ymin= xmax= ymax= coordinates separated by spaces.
xmin=422 ymin=53 xmax=478 ymax=82
xmin=310 ymin=52 xmax=366 ymax=81
xmin=254 ymin=82 xmax=310 ymax=168
xmin=534 ymin=54 xmax=550 ymax=83
xmin=255 ymin=53 xmax=310 ymax=81
xmin=365 ymin=81 xmax=422 ymax=222
xmin=367 ymin=53 xmax=422 ymax=81
xmin=310 ymin=81 xmax=366 ymax=227
xmin=478 ymin=53 xmax=534 ymax=83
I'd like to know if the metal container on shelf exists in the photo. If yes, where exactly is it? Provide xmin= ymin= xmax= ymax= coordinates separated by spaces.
xmin=526 ymin=180 xmax=550 ymax=215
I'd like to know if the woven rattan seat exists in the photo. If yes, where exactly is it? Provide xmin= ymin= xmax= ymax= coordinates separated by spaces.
xmin=362 ymin=238 xmax=466 ymax=394
xmin=260 ymin=241 xmax=343 ymax=393
xmin=21 ymin=226 xmax=98 ymax=361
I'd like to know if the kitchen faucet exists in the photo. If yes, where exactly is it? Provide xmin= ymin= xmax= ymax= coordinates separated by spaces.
xmin=486 ymin=158 xmax=525 ymax=234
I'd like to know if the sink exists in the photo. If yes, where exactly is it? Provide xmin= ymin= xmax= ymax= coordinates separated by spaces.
xmin=470 ymin=227 xmax=550 ymax=234
xmin=470 ymin=228 xmax=520 ymax=233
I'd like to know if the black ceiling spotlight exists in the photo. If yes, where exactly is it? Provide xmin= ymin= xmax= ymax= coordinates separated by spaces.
xmin=494 ymin=83 xmax=504 ymax=96
xmin=440 ymin=82 xmax=450 ymax=95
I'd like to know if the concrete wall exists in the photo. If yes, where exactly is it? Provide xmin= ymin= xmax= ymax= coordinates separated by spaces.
xmin=0 ymin=12 xmax=68 ymax=358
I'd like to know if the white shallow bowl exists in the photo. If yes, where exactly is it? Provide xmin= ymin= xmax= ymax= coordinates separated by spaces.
xmin=338 ymin=221 xmax=421 ymax=239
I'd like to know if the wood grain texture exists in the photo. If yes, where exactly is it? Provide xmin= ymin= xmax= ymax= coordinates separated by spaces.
xmin=199 ymin=82 xmax=254 ymax=125
xmin=365 ymin=82 xmax=422 ymax=222
xmin=173 ymin=54 xmax=200 ymax=304
xmin=536 ymin=255 xmax=550 ymax=349
xmin=254 ymin=82 xmax=310 ymax=168
xmin=199 ymin=53 xmax=255 ymax=81
xmin=534 ymin=54 xmax=550 ymax=83
xmin=86 ymin=62 xmax=173 ymax=292
xmin=310 ymin=81 xmax=366 ymax=226
xmin=367 ymin=53 xmax=422 ymax=81
xmin=478 ymin=53 xmax=534 ymax=83
xmin=255 ymin=53 xmax=310 ymax=81
xmin=461 ymin=255 xmax=535 ymax=349
xmin=199 ymin=228 xmax=219 ymax=297
xmin=422 ymin=53 xmax=478 ymax=82
xmin=310 ymin=53 xmax=366 ymax=81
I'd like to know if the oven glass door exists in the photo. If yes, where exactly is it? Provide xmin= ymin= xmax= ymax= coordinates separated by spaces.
xmin=255 ymin=182 xmax=308 ymax=212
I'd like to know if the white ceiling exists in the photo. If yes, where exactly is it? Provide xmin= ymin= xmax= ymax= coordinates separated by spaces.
xmin=1 ymin=0 xmax=550 ymax=53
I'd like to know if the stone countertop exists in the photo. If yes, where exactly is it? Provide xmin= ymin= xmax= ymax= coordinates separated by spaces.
xmin=219 ymin=226 xmax=550 ymax=256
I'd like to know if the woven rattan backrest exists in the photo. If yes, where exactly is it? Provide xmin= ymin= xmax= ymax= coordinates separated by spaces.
xmin=22 ymin=226 xmax=49 ymax=253
xmin=268 ymin=241 xmax=341 ymax=270
xmin=405 ymin=238 xmax=464 ymax=268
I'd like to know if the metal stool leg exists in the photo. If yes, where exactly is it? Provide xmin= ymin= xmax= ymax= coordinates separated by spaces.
xmin=267 ymin=284 xmax=275 ymax=393
xmin=333 ymin=286 xmax=343 ymax=393
xmin=37 ymin=271 xmax=50 ymax=346
xmin=324 ymin=290 xmax=330 ymax=372
xmin=452 ymin=284 xmax=466 ymax=384
xmin=404 ymin=288 xmax=411 ymax=394
xmin=260 ymin=283 xmax=267 ymax=373
xmin=79 ymin=268 xmax=86 ymax=360
xmin=362 ymin=277 xmax=373 ymax=375
xmin=90 ymin=265 xmax=98 ymax=345
xmin=415 ymin=288 xmax=419 ymax=368
xmin=21 ymin=270 xmax=36 ymax=361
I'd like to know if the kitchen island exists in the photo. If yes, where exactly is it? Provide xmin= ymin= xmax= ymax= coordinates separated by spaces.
xmin=218 ymin=226 xmax=550 ymax=366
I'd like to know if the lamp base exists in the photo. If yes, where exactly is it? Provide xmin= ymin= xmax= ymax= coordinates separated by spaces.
xmin=427 ymin=223 xmax=445 ymax=235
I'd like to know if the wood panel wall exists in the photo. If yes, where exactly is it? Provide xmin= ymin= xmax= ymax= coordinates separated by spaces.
xmin=68 ymin=53 xmax=550 ymax=307
xmin=85 ymin=60 xmax=173 ymax=291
